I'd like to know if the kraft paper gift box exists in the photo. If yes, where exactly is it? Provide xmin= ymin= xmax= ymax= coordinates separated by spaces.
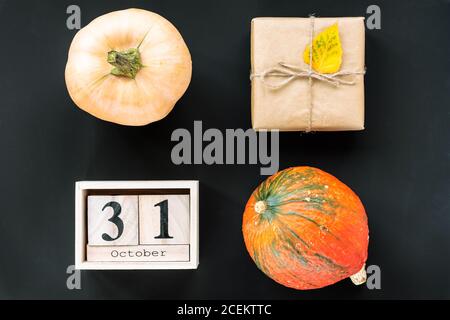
xmin=251 ymin=17 xmax=365 ymax=131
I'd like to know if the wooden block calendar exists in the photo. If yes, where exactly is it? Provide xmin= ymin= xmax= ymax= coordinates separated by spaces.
xmin=75 ymin=181 xmax=199 ymax=270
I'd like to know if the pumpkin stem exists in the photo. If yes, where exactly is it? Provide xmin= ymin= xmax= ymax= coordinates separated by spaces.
xmin=107 ymin=48 xmax=142 ymax=79
xmin=350 ymin=264 xmax=367 ymax=285
xmin=254 ymin=201 xmax=267 ymax=214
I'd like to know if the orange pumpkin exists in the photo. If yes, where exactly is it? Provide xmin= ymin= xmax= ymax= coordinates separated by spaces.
xmin=242 ymin=167 xmax=369 ymax=290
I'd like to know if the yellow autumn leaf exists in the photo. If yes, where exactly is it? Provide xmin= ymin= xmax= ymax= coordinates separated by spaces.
xmin=303 ymin=23 xmax=342 ymax=74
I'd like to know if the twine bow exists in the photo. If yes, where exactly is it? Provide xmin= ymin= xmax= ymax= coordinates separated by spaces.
xmin=250 ymin=16 xmax=366 ymax=132
xmin=250 ymin=62 xmax=365 ymax=89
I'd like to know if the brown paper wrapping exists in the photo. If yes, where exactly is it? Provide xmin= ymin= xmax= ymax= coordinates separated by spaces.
xmin=251 ymin=17 xmax=365 ymax=131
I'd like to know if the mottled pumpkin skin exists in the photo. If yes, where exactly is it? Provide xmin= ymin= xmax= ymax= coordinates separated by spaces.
xmin=242 ymin=167 xmax=369 ymax=290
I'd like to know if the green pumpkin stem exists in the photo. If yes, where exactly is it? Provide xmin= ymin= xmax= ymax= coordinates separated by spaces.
xmin=107 ymin=48 xmax=142 ymax=79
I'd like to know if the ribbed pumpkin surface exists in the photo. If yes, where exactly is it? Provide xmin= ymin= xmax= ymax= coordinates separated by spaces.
xmin=242 ymin=167 xmax=369 ymax=290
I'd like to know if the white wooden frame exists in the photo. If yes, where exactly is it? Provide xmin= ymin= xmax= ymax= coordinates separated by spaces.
xmin=75 ymin=181 xmax=199 ymax=270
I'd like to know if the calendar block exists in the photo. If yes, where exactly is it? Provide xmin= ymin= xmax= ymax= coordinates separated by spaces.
xmin=75 ymin=181 xmax=199 ymax=270
xmin=87 ymin=195 xmax=138 ymax=246
xmin=139 ymin=195 xmax=190 ymax=245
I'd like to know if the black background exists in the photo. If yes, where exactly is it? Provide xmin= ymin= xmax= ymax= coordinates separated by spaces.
xmin=0 ymin=0 xmax=449 ymax=300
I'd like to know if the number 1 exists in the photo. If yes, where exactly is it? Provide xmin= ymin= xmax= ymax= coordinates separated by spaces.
xmin=154 ymin=200 xmax=173 ymax=239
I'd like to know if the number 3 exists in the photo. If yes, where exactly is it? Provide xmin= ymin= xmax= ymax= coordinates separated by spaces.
xmin=101 ymin=201 xmax=124 ymax=241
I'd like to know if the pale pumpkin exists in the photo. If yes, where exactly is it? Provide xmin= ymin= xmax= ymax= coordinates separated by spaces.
xmin=65 ymin=8 xmax=192 ymax=126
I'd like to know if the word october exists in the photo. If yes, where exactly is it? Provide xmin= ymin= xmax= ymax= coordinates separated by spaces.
xmin=171 ymin=121 xmax=279 ymax=175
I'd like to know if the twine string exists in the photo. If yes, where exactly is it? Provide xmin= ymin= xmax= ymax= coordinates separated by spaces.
xmin=307 ymin=15 xmax=314 ymax=132
xmin=250 ymin=62 xmax=365 ymax=89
